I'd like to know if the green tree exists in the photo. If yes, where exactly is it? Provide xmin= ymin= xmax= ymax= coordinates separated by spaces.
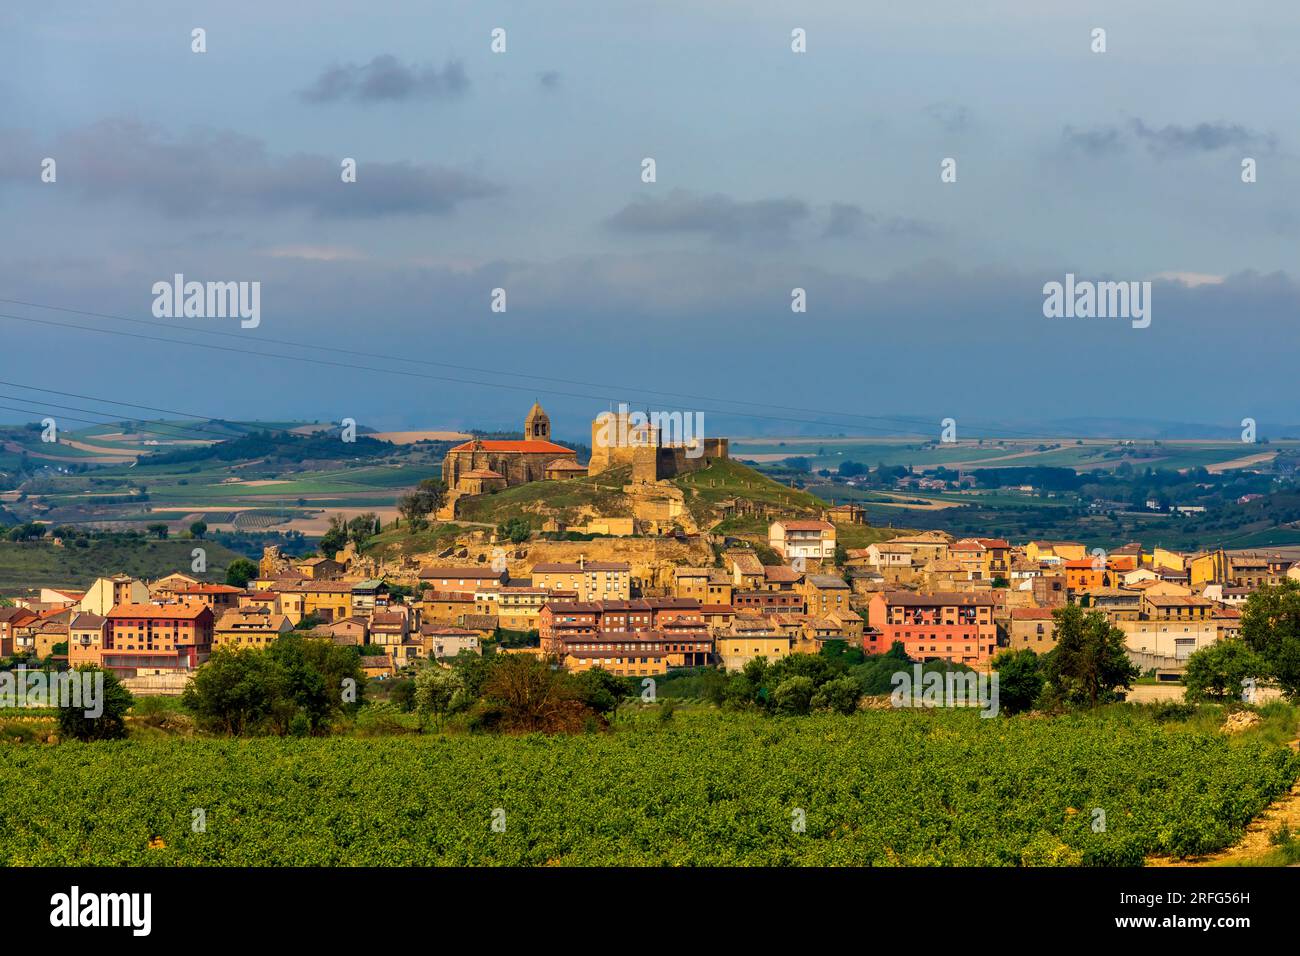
xmin=146 ymin=523 xmax=169 ymax=540
xmin=182 ymin=648 xmax=275 ymax=734
xmin=225 ymin=558 xmax=259 ymax=589
xmin=1185 ymin=638 xmax=1268 ymax=703
xmin=319 ymin=515 xmax=348 ymax=558
xmin=414 ymin=664 xmax=467 ymax=729
xmin=497 ymin=517 xmax=532 ymax=545
xmin=56 ymin=667 xmax=133 ymax=741
xmin=772 ymin=676 xmax=815 ymax=715
xmin=576 ymin=667 xmax=632 ymax=714
xmin=1044 ymin=605 xmax=1139 ymax=707
xmin=989 ymin=648 xmax=1044 ymax=715
xmin=811 ymin=676 xmax=861 ymax=715
xmin=1240 ymin=580 xmax=1300 ymax=700
xmin=347 ymin=513 xmax=378 ymax=547
xmin=189 ymin=520 xmax=208 ymax=539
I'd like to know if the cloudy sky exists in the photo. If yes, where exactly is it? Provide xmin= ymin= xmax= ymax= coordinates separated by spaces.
xmin=1 ymin=0 xmax=1298 ymax=440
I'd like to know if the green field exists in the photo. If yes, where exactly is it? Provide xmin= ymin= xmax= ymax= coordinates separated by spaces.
xmin=0 ymin=708 xmax=1293 ymax=866
xmin=730 ymin=438 xmax=1296 ymax=474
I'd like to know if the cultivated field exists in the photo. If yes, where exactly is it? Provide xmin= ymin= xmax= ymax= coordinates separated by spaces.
xmin=1 ymin=709 xmax=1293 ymax=866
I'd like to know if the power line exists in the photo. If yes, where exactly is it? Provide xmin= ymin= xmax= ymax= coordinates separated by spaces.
xmin=0 ymin=295 xmax=955 ymax=433
xmin=0 ymin=310 xmax=938 ymax=436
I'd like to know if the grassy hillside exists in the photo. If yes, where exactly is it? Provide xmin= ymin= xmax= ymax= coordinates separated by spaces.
xmin=0 ymin=539 xmax=246 ymax=591
xmin=455 ymin=466 xmax=635 ymax=527
xmin=673 ymin=458 xmax=825 ymax=526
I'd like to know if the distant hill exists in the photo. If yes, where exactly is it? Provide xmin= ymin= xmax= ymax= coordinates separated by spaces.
xmin=0 ymin=539 xmax=247 ymax=591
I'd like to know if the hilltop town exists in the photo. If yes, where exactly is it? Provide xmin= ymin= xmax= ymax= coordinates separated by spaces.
xmin=1 ymin=402 xmax=1293 ymax=696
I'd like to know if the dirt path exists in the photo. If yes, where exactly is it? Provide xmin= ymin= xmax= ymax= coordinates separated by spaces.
xmin=1148 ymin=734 xmax=1300 ymax=867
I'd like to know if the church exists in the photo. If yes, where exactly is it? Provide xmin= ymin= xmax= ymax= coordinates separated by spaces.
xmin=441 ymin=403 xmax=586 ymax=495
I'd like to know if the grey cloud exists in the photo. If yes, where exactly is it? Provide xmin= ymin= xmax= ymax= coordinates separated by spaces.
xmin=924 ymin=102 xmax=972 ymax=134
xmin=822 ymin=202 xmax=938 ymax=240
xmin=1130 ymin=119 xmax=1275 ymax=157
xmin=607 ymin=190 xmax=809 ymax=242
xmin=300 ymin=55 xmax=468 ymax=103
xmin=1061 ymin=124 xmax=1125 ymax=156
xmin=0 ymin=118 xmax=500 ymax=218
xmin=1062 ymin=119 xmax=1276 ymax=158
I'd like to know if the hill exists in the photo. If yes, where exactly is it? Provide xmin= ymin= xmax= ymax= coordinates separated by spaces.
xmin=0 ymin=539 xmax=247 ymax=591
xmin=454 ymin=458 xmax=828 ymax=533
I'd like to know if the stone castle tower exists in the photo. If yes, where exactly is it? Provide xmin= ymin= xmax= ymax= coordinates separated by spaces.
xmin=524 ymin=402 xmax=551 ymax=441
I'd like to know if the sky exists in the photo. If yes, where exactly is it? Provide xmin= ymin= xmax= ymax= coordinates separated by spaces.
xmin=1 ymin=0 xmax=1298 ymax=441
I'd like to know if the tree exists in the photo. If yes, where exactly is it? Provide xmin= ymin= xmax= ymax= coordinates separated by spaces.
xmin=481 ymin=654 xmax=591 ymax=733
xmin=989 ymin=648 xmax=1044 ymax=714
xmin=575 ymin=667 xmax=631 ymax=714
xmin=1184 ymin=639 xmax=1268 ymax=703
xmin=225 ymin=558 xmax=259 ymax=589
xmin=1240 ymin=580 xmax=1300 ymax=700
xmin=189 ymin=520 xmax=208 ymax=540
xmin=414 ymin=665 xmax=467 ymax=729
xmin=497 ymin=517 xmax=532 ymax=545
xmin=772 ymin=676 xmax=815 ymax=715
xmin=811 ymin=676 xmax=861 ymax=715
xmin=347 ymin=513 xmax=378 ymax=547
xmin=320 ymin=515 xmax=348 ymax=558
xmin=146 ymin=523 xmax=169 ymax=540
xmin=182 ymin=648 xmax=276 ymax=735
xmin=1043 ymin=605 xmax=1139 ymax=707
xmin=397 ymin=493 xmax=433 ymax=533
xmin=56 ymin=667 xmax=134 ymax=741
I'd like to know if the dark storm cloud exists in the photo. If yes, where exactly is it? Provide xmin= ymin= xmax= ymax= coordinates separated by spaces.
xmin=607 ymin=190 xmax=809 ymax=242
xmin=299 ymin=55 xmax=469 ymax=103
xmin=0 ymin=119 xmax=500 ymax=218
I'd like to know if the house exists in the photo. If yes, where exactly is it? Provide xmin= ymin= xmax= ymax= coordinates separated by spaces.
xmin=724 ymin=551 xmax=766 ymax=589
xmin=827 ymin=503 xmax=867 ymax=525
xmin=555 ymin=630 xmax=679 ymax=677
xmin=865 ymin=591 xmax=998 ymax=664
xmin=1006 ymin=607 xmax=1058 ymax=651
xmin=716 ymin=628 xmax=790 ymax=671
xmin=529 ymin=559 xmax=631 ymax=602
xmin=293 ymin=556 xmax=345 ymax=580
xmin=419 ymin=625 xmax=481 ymax=660
xmin=0 ymin=606 xmax=38 ymax=656
xmin=360 ymin=655 xmax=393 ymax=679
xmin=801 ymin=574 xmax=851 ymax=618
xmin=312 ymin=616 xmax=369 ymax=647
xmin=79 ymin=575 xmax=150 ymax=616
xmin=213 ymin=606 xmax=292 ymax=649
xmin=768 ymin=520 xmax=836 ymax=563
xmin=420 ymin=590 xmax=478 ymax=625
xmin=164 ymin=583 xmax=246 ymax=612
xmin=417 ymin=567 xmax=508 ymax=592
xmin=350 ymin=580 xmax=391 ymax=619
xmin=67 ymin=612 xmax=108 ymax=666
xmin=99 ymin=603 xmax=214 ymax=676
xmin=496 ymin=586 xmax=550 ymax=631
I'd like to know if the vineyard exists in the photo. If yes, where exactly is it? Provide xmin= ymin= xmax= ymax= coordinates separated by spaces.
xmin=0 ymin=709 xmax=1295 ymax=866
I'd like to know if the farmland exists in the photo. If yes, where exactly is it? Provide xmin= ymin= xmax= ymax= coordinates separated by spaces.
xmin=0 ymin=708 xmax=1293 ymax=866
